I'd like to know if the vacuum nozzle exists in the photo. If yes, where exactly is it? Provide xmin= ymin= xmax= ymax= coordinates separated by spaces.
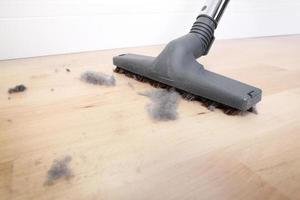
xmin=113 ymin=0 xmax=262 ymax=112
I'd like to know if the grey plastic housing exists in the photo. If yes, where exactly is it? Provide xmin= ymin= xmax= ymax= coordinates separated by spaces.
xmin=113 ymin=15 xmax=262 ymax=111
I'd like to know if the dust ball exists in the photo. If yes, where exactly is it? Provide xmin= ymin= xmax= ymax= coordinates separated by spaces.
xmin=249 ymin=106 xmax=258 ymax=115
xmin=81 ymin=71 xmax=116 ymax=86
xmin=207 ymin=102 xmax=219 ymax=111
xmin=139 ymin=89 xmax=180 ymax=121
xmin=8 ymin=84 xmax=27 ymax=94
xmin=45 ymin=155 xmax=73 ymax=185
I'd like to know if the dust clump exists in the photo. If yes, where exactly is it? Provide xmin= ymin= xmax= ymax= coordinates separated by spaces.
xmin=207 ymin=102 xmax=219 ymax=111
xmin=81 ymin=71 xmax=116 ymax=86
xmin=44 ymin=155 xmax=73 ymax=186
xmin=139 ymin=89 xmax=180 ymax=121
xmin=8 ymin=84 xmax=27 ymax=94
xmin=249 ymin=106 xmax=258 ymax=115
xmin=66 ymin=68 xmax=71 ymax=72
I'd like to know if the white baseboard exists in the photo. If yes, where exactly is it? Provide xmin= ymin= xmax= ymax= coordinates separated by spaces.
xmin=0 ymin=0 xmax=300 ymax=60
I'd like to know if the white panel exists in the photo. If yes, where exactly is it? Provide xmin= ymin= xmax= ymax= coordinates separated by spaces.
xmin=0 ymin=0 xmax=300 ymax=60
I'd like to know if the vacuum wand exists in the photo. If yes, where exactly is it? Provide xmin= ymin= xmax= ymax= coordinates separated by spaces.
xmin=199 ymin=0 xmax=230 ymax=23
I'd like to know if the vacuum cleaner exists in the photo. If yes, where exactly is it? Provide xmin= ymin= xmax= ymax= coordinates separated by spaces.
xmin=113 ymin=0 xmax=262 ymax=114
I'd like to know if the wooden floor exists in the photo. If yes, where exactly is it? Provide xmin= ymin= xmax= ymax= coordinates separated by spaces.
xmin=1 ymin=35 xmax=300 ymax=200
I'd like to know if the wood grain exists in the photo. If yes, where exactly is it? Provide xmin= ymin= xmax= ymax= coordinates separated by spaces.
xmin=1 ymin=35 xmax=300 ymax=200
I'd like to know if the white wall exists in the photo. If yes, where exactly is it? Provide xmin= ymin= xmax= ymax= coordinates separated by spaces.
xmin=0 ymin=0 xmax=300 ymax=60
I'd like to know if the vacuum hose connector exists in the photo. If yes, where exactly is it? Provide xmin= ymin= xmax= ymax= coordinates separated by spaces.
xmin=190 ymin=0 xmax=230 ymax=55
xmin=190 ymin=15 xmax=216 ymax=56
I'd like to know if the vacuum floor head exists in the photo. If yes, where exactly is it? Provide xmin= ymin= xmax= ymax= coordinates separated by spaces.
xmin=113 ymin=1 xmax=262 ymax=113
